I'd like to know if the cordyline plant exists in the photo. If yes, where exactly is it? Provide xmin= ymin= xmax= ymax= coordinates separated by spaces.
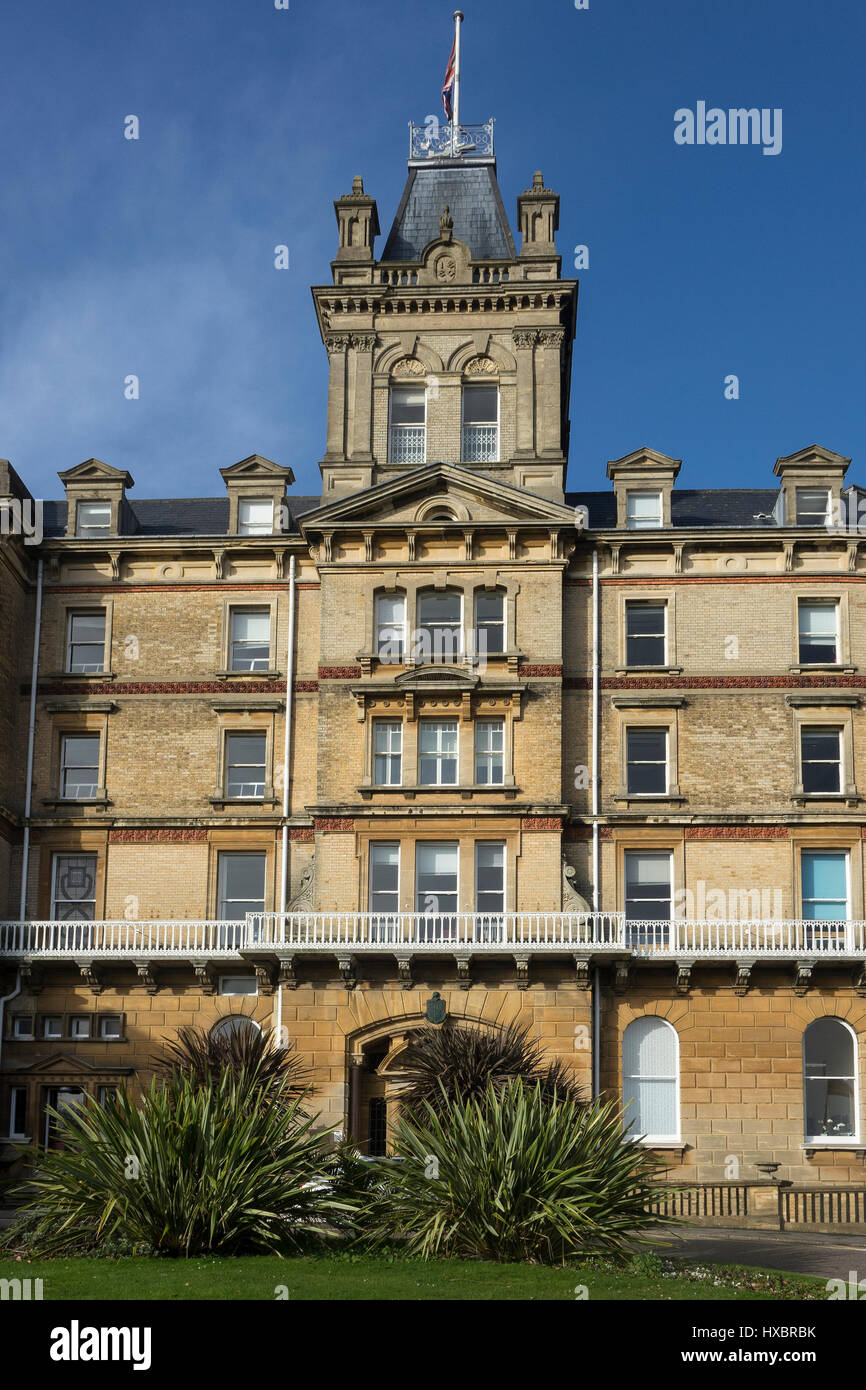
xmin=361 ymin=1079 xmax=671 ymax=1263
xmin=16 ymin=1070 xmax=345 ymax=1258
xmin=152 ymin=1020 xmax=311 ymax=1105
xmin=397 ymin=1021 xmax=585 ymax=1117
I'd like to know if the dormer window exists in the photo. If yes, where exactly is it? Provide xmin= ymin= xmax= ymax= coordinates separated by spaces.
xmin=237 ymin=498 xmax=274 ymax=535
xmin=389 ymin=385 xmax=426 ymax=464
xmin=795 ymin=488 xmax=830 ymax=527
xmin=626 ymin=491 xmax=662 ymax=530
xmin=76 ymin=501 xmax=111 ymax=537
xmin=462 ymin=384 xmax=499 ymax=463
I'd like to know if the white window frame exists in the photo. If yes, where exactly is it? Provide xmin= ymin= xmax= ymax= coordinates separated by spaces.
xmin=473 ymin=590 xmax=506 ymax=658
xmin=376 ymin=593 xmax=407 ymax=662
xmin=70 ymin=1017 xmax=91 ymax=1039
xmin=624 ymin=850 xmax=674 ymax=921
xmin=229 ymin=607 xmax=272 ymax=672
xmin=474 ymin=719 xmax=505 ymax=786
xmin=795 ymin=488 xmax=830 ymax=527
xmin=625 ymin=601 xmax=667 ymax=668
xmin=237 ymin=497 xmax=275 ymax=536
xmin=60 ymin=733 xmax=101 ymax=800
xmin=625 ymin=727 xmax=668 ymax=797
xmin=418 ymin=719 xmax=459 ymax=786
xmin=217 ymin=852 xmax=267 ymax=919
xmin=98 ymin=1015 xmax=123 ymax=1038
xmin=224 ymin=732 xmax=268 ymax=800
xmin=461 ymin=383 xmax=500 ymax=463
xmin=416 ymin=590 xmax=463 ymax=665
xmin=415 ymin=841 xmax=460 ymax=916
xmin=800 ymin=725 xmax=843 ymax=796
xmin=803 ymin=1017 xmax=860 ymax=1146
xmin=389 ymin=384 xmax=427 ymax=464
xmin=12 ymin=1016 xmax=34 ymax=1039
xmin=800 ymin=849 xmax=850 ymax=922
xmin=9 ymin=1086 xmax=28 ymax=1140
xmin=626 ymin=491 xmax=662 ymax=530
xmin=373 ymin=720 xmax=403 ymax=786
xmin=66 ymin=610 xmax=107 ymax=674
xmin=42 ymin=1016 xmax=63 ymax=1039
xmin=218 ymin=977 xmax=258 ymax=997
xmin=797 ymin=599 xmax=839 ymax=666
xmin=368 ymin=842 xmax=401 ymax=917
xmin=622 ymin=1016 xmax=681 ymax=1146
xmin=75 ymin=501 xmax=111 ymax=537
xmin=474 ymin=841 xmax=506 ymax=914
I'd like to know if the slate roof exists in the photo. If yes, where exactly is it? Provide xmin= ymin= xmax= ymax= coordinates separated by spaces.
xmin=565 ymin=489 xmax=782 ymax=530
xmin=41 ymin=498 xmax=321 ymax=539
xmin=381 ymin=161 xmax=517 ymax=263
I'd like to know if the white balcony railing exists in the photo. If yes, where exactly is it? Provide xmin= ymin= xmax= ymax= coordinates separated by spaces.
xmin=0 ymin=915 xmax=865 ymax=959
xmin=462 ymin=424 xmax=499 ymax=462
xmin=389 ymin=426 xmax=426 ymax=465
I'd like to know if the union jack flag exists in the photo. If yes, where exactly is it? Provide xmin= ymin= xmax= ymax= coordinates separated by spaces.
xmin=442 ymin=39 xmax=456 ymax=119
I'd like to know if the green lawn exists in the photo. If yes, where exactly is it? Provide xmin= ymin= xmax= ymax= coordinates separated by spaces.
xmin=0 ymin=1254 xmax=828 ymax=1301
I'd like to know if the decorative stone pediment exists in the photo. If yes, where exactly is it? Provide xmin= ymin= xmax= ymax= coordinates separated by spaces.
xmin=300 ymin=463 xmax=579 ymax=533
xmin=393 ymin=666 xmax=479 ymax=689
xmin=419 ymin=230 xmax=473 ymax=286
xmin=219 ymin=454 xmax=295 ymax=535
xmin=58 ymin=458 xmax=135 ymax=539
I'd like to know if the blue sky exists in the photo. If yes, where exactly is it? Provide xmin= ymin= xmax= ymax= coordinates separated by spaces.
xmin=1 ymin=0 xmax=863 ymax=503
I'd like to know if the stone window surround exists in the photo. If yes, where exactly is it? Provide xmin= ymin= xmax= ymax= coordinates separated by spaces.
xmin=359 ymin=696 xmax=516 ymax=797
xmin=611 ymin=697 xmax=686 ymax=805
xmin=790 ymin=589 xmax=855 ymax=673
xmin=210 ymin=709 xmax=279 ymax=807
xmin=48 ymin=599 xmax=116 ymax=680
xmin=616 ymin=588 xmax=682 ymax=674
xmin=36 ymin=830 xmax=109 ymax=919
xmin=789 ymin=702 xmax=859 ymax=805
xmin=788 ymin=826 xmax=863 ymax=920
xmin=217 ymin=596 xmax=283 ymax=678
xmin=355 ymin=824 xmax=518 ymax=915
xmin=206 ymin=832 xmax=277 ymax=918
xmin=612 ymin=830 xmax=685 ymax=916
xmin=361 ymin=575 xmax=520 ymax=673
xmin=43 ymin=712 xmax=112 ymax=807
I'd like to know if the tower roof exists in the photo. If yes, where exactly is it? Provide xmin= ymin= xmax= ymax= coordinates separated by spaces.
xmin=381 ymin=158 xmax=517 ymax=263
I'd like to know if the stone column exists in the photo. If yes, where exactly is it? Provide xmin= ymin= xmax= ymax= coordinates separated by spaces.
xmin=349 ymin=334 xmax=375 ymax=461
xmin=512 ymin=330 xmax=538 ymax=457
xmin=324 ymin=335 xmax=349 ymax=461
xmin=535 ymin=329 xmax=564 ymax=458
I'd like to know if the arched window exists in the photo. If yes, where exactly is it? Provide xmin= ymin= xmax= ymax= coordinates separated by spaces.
xmin=803 ymin=1018 xmax=858 ymax=1142
xmin=416 ymin=589 xmax=462 ymax=664
xmin=375 ymin=592 xmax=406 ymax=662
xmin=210 ymin=1015 xmax=262 ymax=1045
xmin=474 ymin=589 xmax=505 ymax=657
xmin=389 ymin=384 xmax=426 ymax=464
xmin=622 ymin=1016 xmax=679 ymax=1144
xmin=462 ymin=383 xmax=499 ymax=462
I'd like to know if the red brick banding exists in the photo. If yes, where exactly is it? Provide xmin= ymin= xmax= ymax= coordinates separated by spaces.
xmin=519 ymin=665 xmax=563 ymax=677
xmin=314 ymin=817 xmax=354 ymax=832
xmin=289 ymin=828 xmax=315 ymax=842
xmin=521 ymin=817 xmax=563 ymax=830
xmin=684 ymin=826 xmax=790 ymax=840
xmin=108 ymin=828 xmax=209 ymax=843
xmin=318 ymin=666 xmax=363 ymax=680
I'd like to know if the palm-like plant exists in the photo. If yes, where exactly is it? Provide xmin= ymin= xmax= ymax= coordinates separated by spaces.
xmin=17 ymin=1069 xmax=343 ymax=1257
xmin=364 ymin=1079 xmax=670 ymax=1262
xmin=398 ymin=1021 xmax=583 ymax=1116
xmin=152 ymin=1020 xmax=310 ymax=1103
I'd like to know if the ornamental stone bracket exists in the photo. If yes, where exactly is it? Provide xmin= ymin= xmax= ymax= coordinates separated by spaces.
xmin=454 ymin=953 xmax=473 ymax=989
xmin=276 ymin=953 xmax=298 ymax=989
xmin=612 ymin=960 xmax=631 ymax=994
xmin=337 ymin=954 xmax=357 ymax=990
xmin=853 ymin=964 xmax=866 ymax=997
xmin=192 ymin=960 xmax=217 ymax=995
xmin=19 ymin=961 xmax=44 ymax=995
xmin=514 ymin=953 xmax=531 ymax=989
xmin=675 ymin=958 xmax=696 ymax=994
xmin=75 ymin=959 xmax=104 ymax=995
xmin=572 ymin=954 xmax=592 ymax=990
xmin=394 ymin=953 xmax=414 ymax=989
xmin=252 ymin=961 xmax=279 ymax=996
xmin=793 ymin=960 xmax=814 ymax=995
xmin=733 ymin=958 xmax=757 ymax=995
xmin=134 ymin=960 xmax=160 ymax=995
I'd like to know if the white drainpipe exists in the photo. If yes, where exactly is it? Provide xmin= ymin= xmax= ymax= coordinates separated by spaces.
xmin=19 ymin=557 xmax=43 ymax=919
xmin=275 ymin=553 xmax=296 ymax=1042
xmin=590 ymin=545 xmax=601 ymax=1098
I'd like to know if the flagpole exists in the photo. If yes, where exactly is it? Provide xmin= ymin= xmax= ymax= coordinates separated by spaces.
xmin=452 ymin=10 xmax=464 ymax=156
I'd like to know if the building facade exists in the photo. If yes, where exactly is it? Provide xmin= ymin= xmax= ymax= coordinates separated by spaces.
xmin=2 ymin=117 xmax=866 ymax=1199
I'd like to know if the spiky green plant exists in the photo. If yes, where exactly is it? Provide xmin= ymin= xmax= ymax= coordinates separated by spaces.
xmin=398 ymin=1021 xmax=584 ymax=1117
xmin=152 ymin=1020 xmax=310 ymax=1103
xmin=363 ymin=1079 xmax=670 ymax=1263
xmin=16 ymin=1070 xmax=345 ymax=1257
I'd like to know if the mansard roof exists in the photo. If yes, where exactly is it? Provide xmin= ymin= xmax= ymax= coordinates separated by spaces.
xmin=381 ymin=160 xmax=517 ymax=263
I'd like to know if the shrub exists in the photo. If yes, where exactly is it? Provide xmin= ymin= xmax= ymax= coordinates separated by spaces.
xmin=363 ymin=1078 xmax=671 ymax=1263
xmin=152 ymin=1021 xmax=310 ymax=1104
xmin=16 ymin=1070 xmax=345 ymax=1257
xmin=398 ymin=1021 xmax=584 ymax=1117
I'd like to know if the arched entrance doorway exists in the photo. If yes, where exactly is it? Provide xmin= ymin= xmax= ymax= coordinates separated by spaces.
xmin=345 ymin=1012 xmax=499 ymax=1155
